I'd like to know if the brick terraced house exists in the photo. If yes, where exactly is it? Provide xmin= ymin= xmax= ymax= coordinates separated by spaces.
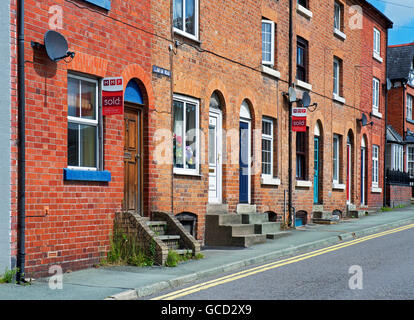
xmin=385 ymin=42 xmax=414 ymax=206
xmin=9 ymin=0 xmax=393 ymax=277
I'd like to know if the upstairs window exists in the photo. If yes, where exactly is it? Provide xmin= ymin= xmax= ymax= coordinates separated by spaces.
xmin=334 ymin=2 xmax=342 ymax=31
xmin=83 ymin=0 xmax=111 ymax=10
xmin=297 ymin=37 xmax=309 ymax=83
xmin=298 ymin=0 xmax=308 ymax=9
xmin=333 ymin=57 xmax=343 ymax=96
xmin=173 ymin=0 xmax=199 ymax=40
xmin=373 ymin=28 xmax=381 ymax=56
xmin=407 ymin=94 xmax=413 ymax=121
xmin=262 ymin=19 xmax=275 ymax=66
xmin=372 ymin=77 xmax=380 ymax=114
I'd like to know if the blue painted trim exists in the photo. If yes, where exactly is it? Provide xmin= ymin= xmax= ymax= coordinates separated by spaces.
xmin=84 ymin=0 xmax=111 ymax=10
xmin=64 ymin=168 xmax=111 ymax=182
xmin=125 ymin=80 xmax=144 ymax=104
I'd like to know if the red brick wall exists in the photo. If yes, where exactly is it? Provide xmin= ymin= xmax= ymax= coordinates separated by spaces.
xmin=11 ymin=0 xmax=154 ymax=277
xmin=386 ymin=184 xmax=412 ymax=208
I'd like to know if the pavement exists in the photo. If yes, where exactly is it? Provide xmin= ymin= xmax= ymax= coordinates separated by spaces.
xmin=1 ymin=205 xmax=414 ymax=300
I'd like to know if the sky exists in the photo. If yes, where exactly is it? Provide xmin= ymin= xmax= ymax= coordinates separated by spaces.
xmin=367 ymin=0 xmax=414 ymax=45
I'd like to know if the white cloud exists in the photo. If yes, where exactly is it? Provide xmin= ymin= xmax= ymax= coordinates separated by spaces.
xmin=383 ymin=0 xmax=414 ymax=25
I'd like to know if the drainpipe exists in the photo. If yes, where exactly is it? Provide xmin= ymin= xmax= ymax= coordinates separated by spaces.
xmin=383 ymin=31 xmax=389 ymax=207
xmin=288 ymin=0 xmax=293 ymax=226
xmin=17 ymin=0 xmax=26 ymax=283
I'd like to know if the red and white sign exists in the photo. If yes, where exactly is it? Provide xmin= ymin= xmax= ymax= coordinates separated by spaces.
xmin=102 ymin=77 xmax=124 ymax=116
xmin=292 ymin=107 xmax=307 ymax=132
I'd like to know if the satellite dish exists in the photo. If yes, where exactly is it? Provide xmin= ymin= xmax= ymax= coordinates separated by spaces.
xmin=360 ymin=113 xmax=368 ymax=126
xmin=44 ymin=30 xmax=75 ymax=62
xmin=302 ymin=91 xmax=311 ymax=108
xmin=288 ymin=87 xmax=296 ymax=103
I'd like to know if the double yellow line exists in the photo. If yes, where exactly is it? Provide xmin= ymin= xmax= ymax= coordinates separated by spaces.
xmin=151 ymin=223 xmax=414 ymax=300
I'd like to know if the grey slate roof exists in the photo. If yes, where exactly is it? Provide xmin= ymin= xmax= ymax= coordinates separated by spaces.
xmin=387 ymin=125 xmax=404 ymax=144
xmin=387 ymin=43 xmax=414 ymax=81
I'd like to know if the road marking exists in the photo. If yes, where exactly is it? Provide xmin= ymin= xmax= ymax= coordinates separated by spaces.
xmin=151 ymin=223 xmax=414 ymax=300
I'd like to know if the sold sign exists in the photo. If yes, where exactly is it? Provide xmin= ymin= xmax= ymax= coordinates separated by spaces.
xmin=292 ymin=107 xmax=307 ymax=132
xmin=102 ymin=77 xmax=123 ymax=116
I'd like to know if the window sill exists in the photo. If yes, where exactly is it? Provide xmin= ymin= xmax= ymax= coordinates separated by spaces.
xmin=261 ymin=175 xmax=281 ymax=186
xmin=173 ymin=168 xmax=201 ymax=177
xmin=371 ymin=110 xmax=382 ymax=119
xmin=297 ymin=4 xmax=313 ymax=20
xmin=371 ymin=186 xmax=382 ymax=193
xmin=373 ymin=52 xmax=383 ymax=63
xmin=295 ymin=79 xmax=312 ymax=91
xmin=174 ymin=28 xmax=200 ymax=44
xmin=261 ymin=65 xmax=281 ymax=79
xmin=407 ymin=118 xmax=414 ymax=125
xmin=333 ymin=93 xmax=346 ymax=104
xmin=296 ymin=180 xmax=312 ymax=188
xmin=334 ymin=28 xmax=346 ymax=41
xmin=332 ymin=182 xmax=346 ymax=190
xmin=64 ymin=168 xmax=111 ymax=182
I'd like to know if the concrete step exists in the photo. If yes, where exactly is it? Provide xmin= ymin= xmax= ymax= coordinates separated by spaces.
xmin=241 ymin=212 xmax=269 ymax=224
xmin=254 ymin=222 xmax=281 ymax=235
xmin=312 ymin=211 xmax=333 ymax=220
xmin=312 ymin=218 xmax=339 ymax=225
xmin=313 ymin=205 xmax=324 ymax=212
xmin=227 ymin=224 xmax=256 ymax=236
xmin=158 ymin=235 xmax=180 ymax=250
xmin=266 ymin=231 xmax=291 ymax=240
xmin=207 ymin=204 xmax=229 ymax=214
xmin=346 ymin=210 xmax=365 ymax=218
xmin=236 ymin=204 xmax=257 ymax=214
xmin=232 ymin=234 xmax=267 ymax=247
xmin=147 ymin=221 xmax=167 ymax=235
xmin=218 ymin=214 xmax=243 ymax=225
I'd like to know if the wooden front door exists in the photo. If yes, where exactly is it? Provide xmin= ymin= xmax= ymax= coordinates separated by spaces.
xmin=123 ymin=106 xmax=142 ymax=213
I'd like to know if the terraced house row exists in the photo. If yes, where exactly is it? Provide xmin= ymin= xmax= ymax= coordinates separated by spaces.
xmin=0 ymin=0 xmax=395 ymax=277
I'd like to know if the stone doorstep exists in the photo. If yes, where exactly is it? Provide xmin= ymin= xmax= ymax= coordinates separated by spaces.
xmin=236 ymin=204 xmax=257 ymax=214
xmin=266 ymin=231 xmax=292 ymax=240
xmin=206 ymin=204 xmax=229 ymax=214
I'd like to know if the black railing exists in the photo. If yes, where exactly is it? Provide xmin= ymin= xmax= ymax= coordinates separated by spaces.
xmin=386 ymin=169 xmax=413 ymax=186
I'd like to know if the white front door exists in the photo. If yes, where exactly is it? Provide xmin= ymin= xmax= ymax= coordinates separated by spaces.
xmin=208 ymin=111 xmax=222 ymax=203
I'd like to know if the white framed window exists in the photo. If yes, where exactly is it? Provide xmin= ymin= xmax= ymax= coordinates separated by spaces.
xmin=391 ymin=144 xmax=404 ymax=172
xmin=173 ymin=94 xmax=200 ymax=175
xmin=373 ymin=28 xmax=381 ymax=56
xmin=407 ymin=147 xmax=414 ymax=184
xmin=67 ymin=74 xmax=99 ymax=170
xmin=372 ymin=77 xmax=380 ymax=113
xmin=333 ymin=134 xmax=340 ymax=183
xmin=407 ymin=94 xmax=413 ymax=121
xmin=333 ymin=57 xmax=340 ymax=95
xmin=262 ymin=118 xmax=274 ymax=177
xmin=372 ymin=145 xmax=379 ymax=187
xmin=334 ymin=2 xmax=341 ymax=31
xmin=262 ymin=19 xmax=275 ymax=66
xmin=173 ymin=0 xmax=199 ymax=40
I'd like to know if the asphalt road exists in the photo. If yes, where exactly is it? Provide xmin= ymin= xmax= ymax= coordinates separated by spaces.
xmin=148 ymin=226 xmax=414 ymax=300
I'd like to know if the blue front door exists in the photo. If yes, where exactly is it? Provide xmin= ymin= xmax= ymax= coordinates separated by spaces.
xmin=239 ymin=121 xmax=249 ymax=203
xmin=314 ymin=137 xmax=319 ymax=204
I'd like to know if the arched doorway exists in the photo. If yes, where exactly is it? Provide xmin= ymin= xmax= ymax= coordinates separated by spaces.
xmin=208 ymin=92 xmax=224 ymax=204
xmin=123 ymin=79 xmax=145 ymax=214
xmin=239 ymin=100 xmax=252 ymax=204
xmin=314 ymin=122 xmax=323 ymax=204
